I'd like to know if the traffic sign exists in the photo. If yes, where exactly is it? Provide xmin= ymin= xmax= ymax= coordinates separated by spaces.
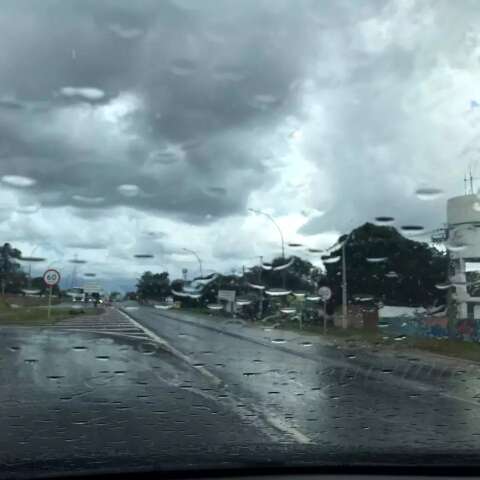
xmin=43 ymin=269 xmax=61 ymax=287
xmin=318 ymin=286 xmax=332 ymax=301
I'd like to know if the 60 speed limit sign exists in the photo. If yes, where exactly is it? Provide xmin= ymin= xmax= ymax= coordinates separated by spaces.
xmin=43 ymin=269 xmax=61 ymax=287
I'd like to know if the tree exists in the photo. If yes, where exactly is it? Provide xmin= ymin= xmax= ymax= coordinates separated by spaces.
xmin=0 ymin=243 xmax=26 ymax=294
xmin=136 ymin=271 xmax=171 ymax=300
xmin=323 ymin=223 xmax=448 ymax=307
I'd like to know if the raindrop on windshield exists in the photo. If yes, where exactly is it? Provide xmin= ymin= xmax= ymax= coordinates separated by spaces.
xmin=366 ymin=257 xmax=387 ymax=263
xmin=271 ymin=338 xmax=287 ymax=344
xmin=73 ymin=346 xmax=87 ymax=351
xmin=385 ymin=271 xmax=399 ymax=278
xmin=280 ymin=307 xmax=296 ymax=314
xmin=301 ymin=341 xmax=313 ymax=347
xmin=17 ymin=202 xmax=40 ymax=214
xmin=154 ymin=304 xmax=173 ymax=310
xmin=207 ymin=304 xmax=223 ymax=310
xmin=415 ymin=187 xmax=443 ymax=201
xmin=248 ymin=282 xmax=265 ymax=290
xmin=446 ymin=242 xmax=468 ymax=252
xmin=117 ymin=184 xmax=140 ymax=197
xmin=435 ymin=282 xmax=452 ymax=290
xmin=134 ymin=254 xmax=154 ymax=259
xmin=265 ymin=288 xmax=291 ymax=296
xmin=72 ymin=195 xmax=105 ymax=204
xmin=400 ymin=225 xmax=425 ymax=235
xmin=374 ymin=216 xmax=395 ymax=225
xmin=236 ymin=299 xmax=252 ymax=306
xmin=322 ymin=256 xmax=341 ymax=264
xmin=1 ymin=175 xmax=36 ymax=188
xmin=169 ymin=59 xmax=196 ymax=76
xmin=288 ymin=242 xmax=303 ymax=248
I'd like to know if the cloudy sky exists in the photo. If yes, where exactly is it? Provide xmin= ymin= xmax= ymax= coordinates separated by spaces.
xmin=0 ymin=0 xmax=478 ymax=291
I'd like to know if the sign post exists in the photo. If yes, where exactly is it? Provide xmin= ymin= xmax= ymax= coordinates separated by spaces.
xmin=43 ymin=269 xmax=61 ymax=320
xmin=318 ymin=286 xmax=332 ymax=335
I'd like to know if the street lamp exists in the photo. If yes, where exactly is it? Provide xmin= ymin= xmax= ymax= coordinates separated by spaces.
xmin=248 ymin=208 xmax=285 ymax=259
xmin=182 ymin=248 xmax=203 ymax=277
xmin=325 ymin=232 xmax=352 ymax=330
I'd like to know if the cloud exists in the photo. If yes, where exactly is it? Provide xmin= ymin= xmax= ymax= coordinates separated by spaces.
xmin=0 ymin=0 xmax=477 ymax=289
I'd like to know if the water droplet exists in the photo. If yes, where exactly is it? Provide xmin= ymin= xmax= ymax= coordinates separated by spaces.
xmin=385 ymin=271 xmax=399 ymax=278
xmin=108 ymin=24 xmax=143 ymax=39
xmin=322 ymin=256 xmax=341 ymax=264
xmin=170 ymin=59 xmax=196 ymax=76
xmin=288 ymin=242 xmax=303 ymax=248
xmin=273 ymin=258 xmax=295 ymax=271
xmin=346 ymin=354 xmax=356 ymax=359
xmin=394 ymin=335 xmax=407 ymax=341
xmin=306 ymin=295 xmax=321 ymax=301
xmin=60 ymin=86 xmax=105 ymax=100
xmin=24 ymin=358 xmax=38 ymax=364
xmin=271 ymin=338 xmax=287 ymax=344
xmin=435 ymin=282 xmax=452 ymax=290
xmin=236 ymin=299 xmax=252 ymax=306
xmin=154 ymin=304 xmax=173 ymax=310
xmin=47 ymin=375 xmax=64 ymax=380
xmin=280 ymin=307 xmax=296 ymax=314
xmin=117 ymin=184 xmax=140 ymax=197
xmin=366 ymin=257 xmax=387 ymax=263
xmin=17 ymin=202 xmax=40 ymax=214
xmin=72 ymin=195 xmax=105 ymax=204
xmin=301 ymin=341 xmax=313 ymax=347
xmin=288 ymin=129 xmax=303 ymax=141
xmin=265 ymin=288 xmax=291 ymax=297
xmin=1 ymin=175 xmax=36 ymax=188
xmin=134 ymin=253 xmax=154 ymax=259
xmin=374 ymin=216 xmax=395 ymax=225
xmin=247 ymin=282 xmax=265 ymax=290
xmin=446 ymin=242 xmax=468 ymax=252
xmin=207 ymin=303 xmax=223 ymax=310
xmin=114 ymin=370 xmax=127 ymax=375
xmin=253 ymin=94 xmax=277 ymax=105
xmin=9 ymin=346 xmax=19 ymax=351
xmin=415 ymin=187 xmax=443 ymax=201
xmin=96 ymin=355 xmax=110 ymax=361
xmin=400 ymin=225 xmax=425 ymax=235
xmin=73 ymin=346 xmax=87 ymax=351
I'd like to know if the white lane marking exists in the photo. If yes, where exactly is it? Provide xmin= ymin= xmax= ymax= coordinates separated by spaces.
xmin=125 ymin=309 xmax=312 ymax=444
xmin=118 ymin=309 xmax=222 ymax=386
xmin=264 ymin=415 xmax=311 ymax=444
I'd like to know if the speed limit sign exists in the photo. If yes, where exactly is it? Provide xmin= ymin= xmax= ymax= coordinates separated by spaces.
xmin=43 ymin=269 xmax=61 ymax=287
xmin=318 ymin=286 xmax=332 ymax=301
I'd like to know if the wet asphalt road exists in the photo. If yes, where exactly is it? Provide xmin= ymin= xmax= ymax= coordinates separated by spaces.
xmin=126 ymin=306 xmax=480 ymax=453
xmin=4 ymin=304 xmax=480 ymax=477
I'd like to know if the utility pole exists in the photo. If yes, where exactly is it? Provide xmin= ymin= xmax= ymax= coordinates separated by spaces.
xmin=258 ymin=255 xmax=264 ymax=320
xmin=341 ymin=240 xmax=348 ymax=329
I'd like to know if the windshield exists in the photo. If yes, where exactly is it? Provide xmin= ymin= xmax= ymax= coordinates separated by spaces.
xmin=2 ymin=0 xmax=480 ymax=478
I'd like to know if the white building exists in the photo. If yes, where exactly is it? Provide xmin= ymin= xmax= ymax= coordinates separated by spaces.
xmin=447 ymin=194 xmax=480 ymax=319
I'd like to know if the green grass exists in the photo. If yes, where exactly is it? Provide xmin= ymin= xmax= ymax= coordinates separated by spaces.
xmin=0 ymin=298 xmax=104 ymax=326
xmin=406 ymin=338 xmax=480 ymax=363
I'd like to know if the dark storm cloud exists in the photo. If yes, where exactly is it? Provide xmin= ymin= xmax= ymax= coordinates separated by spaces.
xmin=0 ymin=0 xmax=330 ymax=223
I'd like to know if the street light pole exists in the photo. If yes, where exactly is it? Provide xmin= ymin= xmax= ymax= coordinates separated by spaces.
xmin=341 ymin=241 xmax=348 ymax=329
xmin=183 ymin=248 xmax=203 ymax=278
xmin=248 ymin=209 xmax=285 ymax=258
